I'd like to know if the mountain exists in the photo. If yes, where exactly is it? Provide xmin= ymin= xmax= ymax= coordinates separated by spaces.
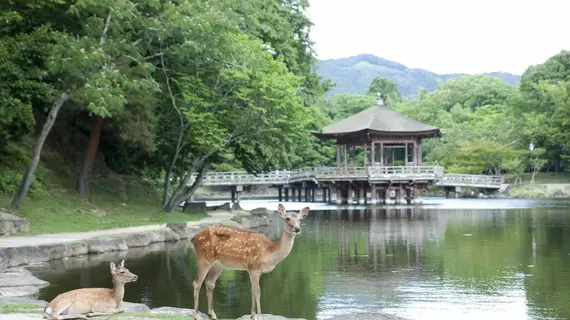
xmin=316 ymin=54 xmax=521 ymax=98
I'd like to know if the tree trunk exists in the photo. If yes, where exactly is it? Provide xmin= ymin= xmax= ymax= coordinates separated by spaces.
xmin=163 ymin=161 xmax=210 ymax=213
xmin=77 ymin=115 xmax=104 ymax=197
xmin=11 ymin=89 xmax=74 ymax=209
xmin=162 ymin=166 xmax=173 ymax=207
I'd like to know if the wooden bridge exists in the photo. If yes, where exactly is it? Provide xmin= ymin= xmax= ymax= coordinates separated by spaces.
xmin=189 ymin=166 xmax=504 ymax=204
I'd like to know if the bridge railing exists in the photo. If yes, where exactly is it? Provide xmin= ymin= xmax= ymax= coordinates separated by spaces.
xmin=437 ymin=173 xmax=503 ymax=187
xmin=196 ymin=171 xmax=289 ymax=186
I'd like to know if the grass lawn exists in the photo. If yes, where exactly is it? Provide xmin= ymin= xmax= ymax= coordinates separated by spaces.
xmin=504 ymin=172 xmax=570 ymax=185
xmin=0 ymin=192 xmax=206 ymax=235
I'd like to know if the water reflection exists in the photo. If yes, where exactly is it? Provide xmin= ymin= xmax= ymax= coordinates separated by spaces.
xmin=30 ymin=200 xmax=570 ymax=320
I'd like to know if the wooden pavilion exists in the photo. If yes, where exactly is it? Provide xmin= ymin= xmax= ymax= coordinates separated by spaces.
xmin=309 ymin=93 xmax=443 ymax=204
xmin=314 ymin=94 xmax=442 ymax=167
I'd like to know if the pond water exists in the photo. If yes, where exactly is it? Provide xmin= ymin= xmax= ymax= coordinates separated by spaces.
xmin=31 ymin=198 xmax=570 ymax=320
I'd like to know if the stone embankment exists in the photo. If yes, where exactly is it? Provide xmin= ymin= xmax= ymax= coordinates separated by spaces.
xmin=0 ymin=204 xmax=291 ymax=320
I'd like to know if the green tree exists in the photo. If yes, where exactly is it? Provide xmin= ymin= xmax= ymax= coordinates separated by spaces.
xmin=11 ymin=0 xmax=158 ymax=208
xmin=367 ymin=76 xmax=402 ymax=104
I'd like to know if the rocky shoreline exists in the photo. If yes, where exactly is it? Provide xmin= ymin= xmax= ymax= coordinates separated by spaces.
xmin=0 ymin=205 xmax=290 ymax=319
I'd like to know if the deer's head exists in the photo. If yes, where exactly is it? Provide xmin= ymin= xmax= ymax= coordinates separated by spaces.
xmin=110 ymin=259 xmax=138 ymax=284
xmin=278 ymin=204 xmax=309 ymax=235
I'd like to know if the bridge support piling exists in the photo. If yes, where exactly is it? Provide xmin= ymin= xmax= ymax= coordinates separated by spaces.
xmin=384 ymin=189 xmax=391 ymax=204
xmin=347 ymin=184 xmax=353 ymax=204
xmin=231 ymin=188 xmax=236 ymax=203
xmin=414 ymin=188 xmax=424 ymax=204
xmin=370 ymin=185 xmax=377 ymax=205
xmin=336 ymin=186 xmax=343 ymax=204
xmin=406 ymin=188 xmax=412 ymax=204
xmin=278 ymin=187 xmax=283 ymax=202
xmin=358 ymin=185 xmax=365 ymax=204
xmin=284 ymin=188 xmax=289 ymax=202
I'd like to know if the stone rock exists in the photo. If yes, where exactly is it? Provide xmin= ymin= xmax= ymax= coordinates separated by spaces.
xmin=0 ymin=211 xmax=29 ymax=236
xmin=220 ymin=220 xmax=241 ymax=227
xmin=235 ymin=315 xmax=306 ymax=320
xmin=157 ymin=229 xmax=181 ymax=242
xmin=231 ymin=215 xmax=270 ymax=229
xmin=0 ymin=285 xmax=39 ymax=298
xmin=0 ymin=267 xmax=49 ymax=298
xmin=1 ymin=246 xmax=49 ymax=268
xmin=122 ymin=301 xmax=151 ymax=313
xmin=166 ymin=223 xmax=193 ymax=239
xmin=150 ymin=306 xmax=210 ymax=319
xmin=0 ymin=297 xmax=48 ymax=307
xmin=85 ymin=237 xmax=128 ymax=254
xmin=250 ymin=207 xmax=275 ymax=217
xmin=183 ymin=202 xmax=207 ymax=213
xmin=123 ymin=232 xmax=161 ymax=248
xmin=207 ymin=202 xmax=231 ymax=211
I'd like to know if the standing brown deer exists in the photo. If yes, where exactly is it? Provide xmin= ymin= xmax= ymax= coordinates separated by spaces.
xmin=191 ymin=203 xmax=310 ymax=320
xmin=43 ymin=259 xmax=138 ymax=320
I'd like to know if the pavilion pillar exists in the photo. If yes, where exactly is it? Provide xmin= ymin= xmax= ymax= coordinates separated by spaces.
xmin=380 ymin=142 xmax=384 ymax=165
xmin=363 ymin=143 xmax=368 ymax=166
xmin=343 ymin=144 xmax=348 ymax=167
xmin=370 ymin=185 xmax=377 ymax=204
xmin=371 ymin=143 xmax=375 ymax=165
xmin=336 ymin=145 xmax=341 ymax=166
xmin=418 ymin=140 xmax=422 ymax=166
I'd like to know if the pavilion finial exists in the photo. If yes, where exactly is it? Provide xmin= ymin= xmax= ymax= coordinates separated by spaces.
xmin=376 ymin=92 xmax=384 ymax=106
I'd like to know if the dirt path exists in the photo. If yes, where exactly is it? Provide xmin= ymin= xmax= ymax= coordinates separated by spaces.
xmin=0 ymin=211 xmax=234 ymax=248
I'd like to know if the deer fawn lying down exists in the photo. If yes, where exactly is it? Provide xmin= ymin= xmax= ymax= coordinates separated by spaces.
xmin=43 ymin=259 xmax=138 ymax=320
xmin=191 ymin=203 xmax=310 ymax=320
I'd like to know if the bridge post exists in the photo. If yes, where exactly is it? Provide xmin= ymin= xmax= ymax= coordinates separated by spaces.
xmin=311 ymin=188 xmax=316 ymax=202
xmin=358 ymin=185 xmax=365 ymax=205
xmin=278 ymin=187 xmax=283 ymax=202
xmin=370 ymin=185 xmax=377 ymax=204
xmin=231 ymin=187 xmax=236 ymax=203
xmin=297 ymin=187 xmax=302 ymax=202
xmin=406 ymin=188 xmax=412 ymax=204
xmin=284 ymin=188 xmax=289 ymax=202
xmin=347 ymin=184 xmax=353 ymax=204
xmin=336 ymin=186 xmax=343 ymax=205
xmin=414 ymin=188 xmax=424 ymax=204
xmin=384 ymin=189 xmax=391 ymax=204
xmin=322 ymin=187 xmax=327 ymax=202
xmin=291 ymin=188 xmax=296 ymax=202
xmin=394 ymin=188 xmax=401 ymax=204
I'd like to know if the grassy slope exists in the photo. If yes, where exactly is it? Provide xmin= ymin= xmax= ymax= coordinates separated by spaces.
xmin=0 ymin=142 xmax=206 ymax=235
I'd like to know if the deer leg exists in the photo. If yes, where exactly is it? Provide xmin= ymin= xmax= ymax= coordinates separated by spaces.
xmin=248 ymin=270 xmax=262 ymax=320
xmin=205 ymin=262 xmax=224 ymax=319
xmin=193 ymin=260 xmax=213 ymax=320
xmin=53 ymin=315 xmax=88 ymax=320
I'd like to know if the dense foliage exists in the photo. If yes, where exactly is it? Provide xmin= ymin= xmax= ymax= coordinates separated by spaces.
xmin=1 ymin=0 xmax=568 ymax=211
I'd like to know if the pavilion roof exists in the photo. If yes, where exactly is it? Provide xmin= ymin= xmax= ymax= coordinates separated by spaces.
xmin=315 ymin=95 xmax=443 ymax=139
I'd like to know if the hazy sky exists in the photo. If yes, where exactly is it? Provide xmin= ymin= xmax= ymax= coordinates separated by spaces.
xmin=307 ymin=0 xmax=569 ymax=75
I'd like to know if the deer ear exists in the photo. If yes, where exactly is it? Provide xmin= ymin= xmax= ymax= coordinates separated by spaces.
xmin=120 ymin=259 xmax=125 ymax=267
xmin=278 ymin=203 xmax=286 ymax=218
xmin=299 ymin=207 xmax=310 ymax=219
xmin=110 ymin=262 xmax=116 ymax=271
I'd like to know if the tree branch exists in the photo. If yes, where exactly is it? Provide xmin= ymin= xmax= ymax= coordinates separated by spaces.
xmin=99 ymin=8 xmax=113 ymax=49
